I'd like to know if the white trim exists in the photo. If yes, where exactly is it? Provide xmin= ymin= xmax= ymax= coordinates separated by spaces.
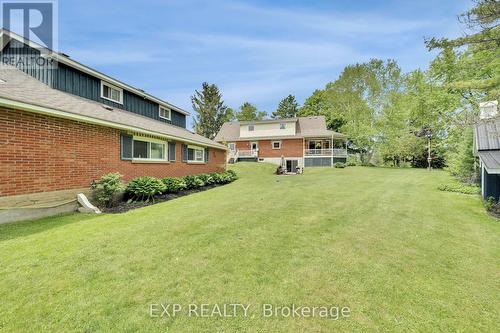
xmin=0 ymin=29 xmax=190 ymax=116
xmin=0 ymin=96 xmax=226 ymax=150
xmin=481 ymin=163 xmax=485 ymax=197
xmin=132 ymin=159 xmax=170 ymax=164
xmin=272 ymin=141 xmax=282 ymax=149
xmin=159 ymin=106 xmax=171 ymax=120
xmin=100 ymin=81 xmax=123 ymax=105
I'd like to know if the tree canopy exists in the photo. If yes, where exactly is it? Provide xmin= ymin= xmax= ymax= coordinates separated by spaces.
xmin=271 ymin=95 xmax=299 ymax=119
xmin=191 ymin=82 xmax=233 ymax=139
xmin=235 ymin=102 xmax=267 ymax=121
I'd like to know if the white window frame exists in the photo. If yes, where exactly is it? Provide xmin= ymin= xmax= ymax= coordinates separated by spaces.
xmin=279 ymin=123 xmax=286 ymax=129
xmin=228 ymin=143 xmax=236 ymax=151
xmin=187 ymin=145 xmax=205 ymax=163
xmin=159 ymin=106 xmax=171 ymax=120
xmin=272 ymin=141 xmax=282 ymax=149
xmin=101 ymin=81 xmax=123 ymax=104
xmin=132 ymin=136 xmax=168 ymax=162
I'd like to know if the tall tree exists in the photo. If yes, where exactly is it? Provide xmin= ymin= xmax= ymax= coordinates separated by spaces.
xmin=271 ymin=95 xmax=299 ymax=119
xmin=425 ymin=0 xmax=499 ymax=50
xmin=235 ymin=102 xmax=266 ymax=121
xmin=191 ymin=82 xmax=232 ymax=139
xmin=425 ymin=0 xmax=500 ymax=97
xmin=299 ymin=59 xmax=402 ymax=164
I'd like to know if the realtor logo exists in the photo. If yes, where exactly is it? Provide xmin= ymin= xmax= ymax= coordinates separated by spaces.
xmin=1 ymin=0 xmax=58 ymax=51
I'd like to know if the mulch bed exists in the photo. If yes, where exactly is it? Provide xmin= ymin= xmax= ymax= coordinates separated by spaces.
xmin=102 ymin=184 xmax=224 ymax=214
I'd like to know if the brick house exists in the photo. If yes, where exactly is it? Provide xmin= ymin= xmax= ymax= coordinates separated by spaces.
xmin=215 ymin=117 xmax=347 ymax=172
xmin=0 ymin=30 xmax=226 ymax=202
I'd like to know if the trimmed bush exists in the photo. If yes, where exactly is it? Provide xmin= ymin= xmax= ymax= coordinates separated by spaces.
xmin=126 ymin=176 xmax=166 ymax=201
xmin=162 ymin=177 xmax=187 ymax=193
xmin=91 ymin=172 xmax=125 ymax=207
xmin=183 ymin=175 xmax=205 ymax=189
xmin=333 ymin=162 xmax=346 ymax=168
xmin=198 ymin=173 xmax=215 ymax=186
xmin=437 ymin=183 xmax=480 ymax=195
xmin=225 ymin=169 xmax=238 ymax=180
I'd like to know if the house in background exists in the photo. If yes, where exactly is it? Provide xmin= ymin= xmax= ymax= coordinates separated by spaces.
xmin=474 ymin=100 xmax=500 ymax=200
xmin=215 ymin=116 xmax=347 ymax=172
xmin=0 ymin=30 xmax=226 ymax=222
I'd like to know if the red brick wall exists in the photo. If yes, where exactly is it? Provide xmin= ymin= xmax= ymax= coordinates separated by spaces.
xmin=0 ymin=107 xmax=226 ymax=197
xmin=235 ymin=139 xmax=303 ymax=158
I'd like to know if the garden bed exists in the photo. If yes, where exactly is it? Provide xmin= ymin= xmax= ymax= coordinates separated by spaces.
xmin=102 ymin=184 xmax=224 ymax=213
xmin=91 ymin=170 xmax=238 ymax=214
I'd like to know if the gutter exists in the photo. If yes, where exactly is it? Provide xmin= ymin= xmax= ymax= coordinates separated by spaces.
xmin=0 ymin=97 xmax=227 ymax=150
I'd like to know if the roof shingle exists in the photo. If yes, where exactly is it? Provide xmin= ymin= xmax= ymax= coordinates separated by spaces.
xmin=214 ymin=116 xmax=346 ymax=142
xmin=0 ymin=66 xmax=226 ymax=149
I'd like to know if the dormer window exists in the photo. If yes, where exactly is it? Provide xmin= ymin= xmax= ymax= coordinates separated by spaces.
xmin=101 ymin=81 xmax=123 ymax=104
xmin=280 ymin=123 xmax=286 ymax=129
xmin=248 ymin=125 xmax=254 ymax=131
xmin=159 ymin=106 xmax=171 ymax=120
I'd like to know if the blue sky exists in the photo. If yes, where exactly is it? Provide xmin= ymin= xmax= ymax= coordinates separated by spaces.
xmin=57 ymin=0 xmax=471 ymax=128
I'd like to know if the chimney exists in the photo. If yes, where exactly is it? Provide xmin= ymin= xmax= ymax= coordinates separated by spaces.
xmin=479 ymin=100 xmax=498 ymax=120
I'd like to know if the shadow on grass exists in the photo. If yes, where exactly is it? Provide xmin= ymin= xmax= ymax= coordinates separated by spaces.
xmin=0 ymin=213 xmax=100 ymax=242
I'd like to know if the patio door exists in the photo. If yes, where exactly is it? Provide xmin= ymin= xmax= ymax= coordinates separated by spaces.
xmin=286 ymin=160 xmax=298 ymax=173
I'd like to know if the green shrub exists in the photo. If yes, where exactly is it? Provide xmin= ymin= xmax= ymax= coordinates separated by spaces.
xmin=483 ymin=196 xmax=500 ymax=217
xmin=126 ymin=176 xmax=166 ymax=201
xmin=183 ymin=175 xmax=205 ymax=189
xmin=333 ymin=162 xmax=346 ymax=168
xmin=484 ymin=197 xmax=496 ymax=211
xmin=437 ymin=183 xmax=480 ymax=195
xmin=226 ymin=169 xmax=237 ymax=177
xmin=162 ymin=177 xmax=187 ymax=193
xmin=212 ymin=173 xmax=225 ymax=184
xmin=225 ymin=169 xmax=238 ymax=181
xmin=346 ymin=155 xmax=360 ymax=166
xmin=198 ymin=173 xmax=215 ymax=185
xmin=91 ymin=172 xmax=125 ymax=207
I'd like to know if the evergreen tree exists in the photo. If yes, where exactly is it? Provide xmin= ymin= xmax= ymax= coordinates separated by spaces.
xmin=271 ymin=95 xmax=299 ymax=119
xmin=191 ymin=82 xmax=232 ymax=139
xmin=425 ymin=0 xmax=500 ymax=97
xmin=235 ymin=102 xmax=266 ymax=121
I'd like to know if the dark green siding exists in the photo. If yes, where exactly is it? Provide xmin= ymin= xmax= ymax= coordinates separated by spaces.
xmin=2 ymin=39 xmax=55 ymax=86
xmin=2 ymin=40 xmax=186 ymax=128
xmin=483 ymin=168 xmax=500 ymax=200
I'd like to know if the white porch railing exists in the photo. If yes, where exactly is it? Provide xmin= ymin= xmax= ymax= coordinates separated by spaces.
xmin=237 ymin=150 xmax=258 ymax=158
xmin=304 ymin=148 xmax=347 ymax=157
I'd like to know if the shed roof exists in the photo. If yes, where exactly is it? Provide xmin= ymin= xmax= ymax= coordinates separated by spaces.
xmin=475 ymin=117 xmax=500 ymax=151
xmin=478 ymin=151 xmax=500 ymax=171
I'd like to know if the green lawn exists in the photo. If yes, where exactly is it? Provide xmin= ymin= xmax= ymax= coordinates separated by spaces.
xmin=0 ymin=163 xmax=498 ymax=332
